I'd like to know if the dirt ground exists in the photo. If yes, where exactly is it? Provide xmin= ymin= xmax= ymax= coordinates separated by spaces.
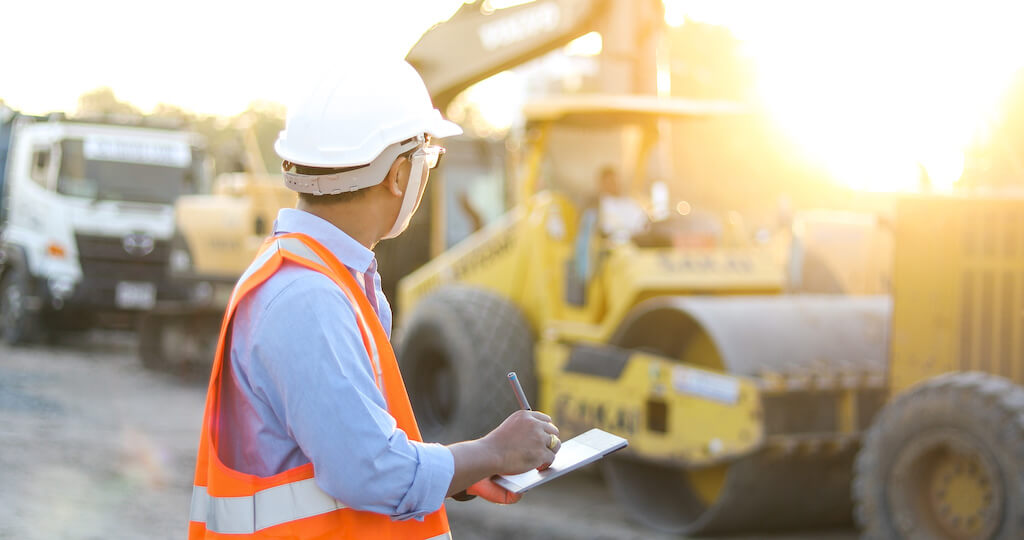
xmin=0 ymin=332 xmax=858 ymax=540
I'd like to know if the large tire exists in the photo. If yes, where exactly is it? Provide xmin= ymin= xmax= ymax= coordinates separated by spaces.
xmin=396 ymin=285 xmax=534 ymax=444
xmin=854 ymin=372 xmax=1024 ymax=539
xmin=0 ymin=267 xmax=39 ymax=345
xmin=138 ymin=310 xmax=222 ymax=372
xmin=138 ymin=312 xmax=170 ymax=370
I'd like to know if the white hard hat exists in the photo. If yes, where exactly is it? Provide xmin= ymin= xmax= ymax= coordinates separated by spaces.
xmin=275 ymin=58 xmax=462 ymax=170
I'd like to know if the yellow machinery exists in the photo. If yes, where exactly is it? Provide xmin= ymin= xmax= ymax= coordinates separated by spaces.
xmin=783 ymin=209 xmax=893 ymax=295
xmin=137 ymin=170 xmax=295 ymax=368
xmin=399 ymin=0 xmax=892 ymax=303
xmin=395 ymin=96 xmax=893 ymax=535
xmin=174 ymin=172 xmax=295 ymax=279
xmin=137 ymin=114 xmax=296 ymax=368
xmin=852 ymin=195 xmax=1024 ymax=539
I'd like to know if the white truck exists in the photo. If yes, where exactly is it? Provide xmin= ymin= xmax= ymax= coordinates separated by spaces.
xmin=0 ymin=106 xmax=207 ymax=344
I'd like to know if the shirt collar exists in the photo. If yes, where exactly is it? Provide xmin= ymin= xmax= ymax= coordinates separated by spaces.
xmin=273 ymin=208 xmax=376 ymax=274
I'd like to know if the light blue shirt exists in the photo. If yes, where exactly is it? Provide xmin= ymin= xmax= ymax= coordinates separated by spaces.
xmin=219 ymin=208 xmax=454 ymax=520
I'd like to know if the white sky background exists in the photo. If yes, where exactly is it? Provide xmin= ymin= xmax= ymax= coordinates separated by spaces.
xmin=5 ymin=0 xmax=1022 ymax=121
xmin=0 ymin=0 xmax=466 ymax=115
xmin=667 ymin=0 xmax=1024 ymax=190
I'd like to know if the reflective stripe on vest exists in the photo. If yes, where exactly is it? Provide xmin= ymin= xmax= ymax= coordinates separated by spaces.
xmin=189 ymin=233 xmax=451 ymax=539
xmin=190 ymin=481 xmax=452 ymax=539
xmin=190 ymin=479 xmax=347 ymax=534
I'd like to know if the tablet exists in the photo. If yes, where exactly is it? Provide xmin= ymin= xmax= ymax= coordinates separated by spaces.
xmin=493 ymin=428 xmax=628 ymax=494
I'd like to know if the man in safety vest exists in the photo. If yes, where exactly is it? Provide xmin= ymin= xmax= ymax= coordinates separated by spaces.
xmin=187 ymin=58 xmax=561 ymax=539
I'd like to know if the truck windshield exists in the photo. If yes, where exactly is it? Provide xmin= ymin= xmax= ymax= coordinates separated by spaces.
xmin=57 ymin=138 xmax=202 ymax=204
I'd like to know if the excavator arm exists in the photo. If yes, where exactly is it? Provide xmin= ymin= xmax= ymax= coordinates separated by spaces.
xmin=407 ymin=0 xmax=612 ymax=111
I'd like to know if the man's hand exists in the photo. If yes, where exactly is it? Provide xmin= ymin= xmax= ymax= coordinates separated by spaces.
xmin=482 ymin=410 xmax=561 ymax=474
xmin=466 ymin=477 xmax=522 ymax=504
xmin=446 ymin=410 xmax=561 ymax=499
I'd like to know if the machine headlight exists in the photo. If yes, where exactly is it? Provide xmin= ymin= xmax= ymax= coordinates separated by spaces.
xmin=170 ymin=247 xmax=192 ymax=273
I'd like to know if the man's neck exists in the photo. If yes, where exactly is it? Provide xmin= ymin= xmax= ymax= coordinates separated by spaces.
xmin=296 ymin=200 xmax=382 ymax=250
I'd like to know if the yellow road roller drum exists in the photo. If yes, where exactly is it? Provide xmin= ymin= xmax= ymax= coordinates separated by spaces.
xmin=548 ymin=295 xmax=890 ymax=534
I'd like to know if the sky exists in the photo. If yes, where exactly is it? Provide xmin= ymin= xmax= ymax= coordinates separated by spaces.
xmin=663 ymin=0 xmax=1024 ymax=191
xmin=0 ymin=0 xmax=465 ymax=115
xmin=3 ymin=0 xmax=1023 ymax=192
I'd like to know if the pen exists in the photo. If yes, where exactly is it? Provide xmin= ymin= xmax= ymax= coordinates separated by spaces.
xmin=507 ymin=371 xmax=532 ymax=410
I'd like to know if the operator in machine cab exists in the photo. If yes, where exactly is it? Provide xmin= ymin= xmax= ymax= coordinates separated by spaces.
xmin=187 ymin=58 xmax=561 ymax=539
xmin=569 ymin=165 xmax=651 ymax=305
xmin=590 ymin=165 xmax=649 ymax=243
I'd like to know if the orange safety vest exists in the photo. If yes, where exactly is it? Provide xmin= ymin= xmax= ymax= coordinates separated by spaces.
xmin=188 ymin=233 xmax=451 ymax=540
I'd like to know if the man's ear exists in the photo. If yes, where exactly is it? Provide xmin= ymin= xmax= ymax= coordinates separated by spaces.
xmin=383 ymin=156 xmax=408 ymax=198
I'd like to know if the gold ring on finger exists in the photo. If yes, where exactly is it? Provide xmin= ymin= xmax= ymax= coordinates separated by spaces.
xmin=548 ymin=433 xmax=560 ymax=450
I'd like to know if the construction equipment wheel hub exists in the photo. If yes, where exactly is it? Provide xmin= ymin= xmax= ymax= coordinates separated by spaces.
xmin=891 ymin=429 xmax=1003 ymax=540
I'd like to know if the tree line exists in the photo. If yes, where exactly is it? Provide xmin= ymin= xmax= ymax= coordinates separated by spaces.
xmin=74 ymin=87 xmax=284 ymax=177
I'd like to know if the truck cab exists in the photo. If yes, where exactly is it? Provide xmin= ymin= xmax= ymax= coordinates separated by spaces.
xmin=0 ymin=111 xmax=207 ymax=343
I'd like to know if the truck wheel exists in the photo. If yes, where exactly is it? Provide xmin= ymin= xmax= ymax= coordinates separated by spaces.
xmin=0 ymin=268 xmax=38 ymax=345
xmin=138 ymin=311 xmax=221 ymax=372
xmin=138 ymin=313 xmax=169 ymax=370
xmin=397 ymin=285 xmax=534 ymax=444
xmin=854 ymin=372 xmax=1024 ymax=539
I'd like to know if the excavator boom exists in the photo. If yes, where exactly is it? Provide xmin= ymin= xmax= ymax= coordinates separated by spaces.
xmin=407 ymin=0 xmax=611 ymax=110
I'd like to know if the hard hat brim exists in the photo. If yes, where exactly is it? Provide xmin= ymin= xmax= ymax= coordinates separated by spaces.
xmin=425 ymin=114 xmax=463 ymax=139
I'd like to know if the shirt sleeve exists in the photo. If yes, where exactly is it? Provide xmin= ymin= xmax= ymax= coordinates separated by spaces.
xmin=248 ymin=269 xmax=454 ymax=520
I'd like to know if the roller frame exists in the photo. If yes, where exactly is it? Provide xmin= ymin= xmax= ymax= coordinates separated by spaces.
xmin=539 ymin=295 xmax=891 ymax=463
xmin=536 ymin=294 xmax=892 ymax=535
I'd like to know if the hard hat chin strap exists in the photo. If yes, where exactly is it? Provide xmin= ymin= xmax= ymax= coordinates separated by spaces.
xmin=382 ymin=152 xmax=426 ymax=240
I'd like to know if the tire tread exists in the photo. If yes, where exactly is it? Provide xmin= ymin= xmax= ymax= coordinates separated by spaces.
xmin=853 ymin=372 xmax=1024 ymax=539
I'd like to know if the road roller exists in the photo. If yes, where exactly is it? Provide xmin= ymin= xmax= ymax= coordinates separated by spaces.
xmin=394 ymin=97 xmax=895 ymax=535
